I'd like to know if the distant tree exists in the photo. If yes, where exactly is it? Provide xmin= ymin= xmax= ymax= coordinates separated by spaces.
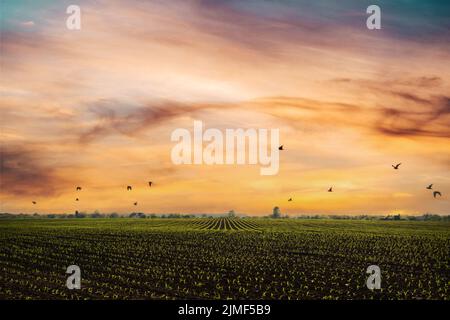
xmin=422 ymin=213 xmax=441 ymax=221
xmin=91 ymin=210 xmax=104 ymax=218
xmin=109 ymin=213 xmax=119 ymax=218
xmin=75 ymin=211 xmax=86 ymax=218
xmin=272 ymin=207 xmax=281 ymax=219
xmin=228 ymin=210 xmax=236 ymax=218
xmin=129 ymin=212 xmax=146 ymax=218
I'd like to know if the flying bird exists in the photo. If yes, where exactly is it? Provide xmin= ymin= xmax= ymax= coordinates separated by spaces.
xmin=32 ymin=201 xmax=36 ymax=204
xmin=328 ymin=187 xmax=333 ymax=192
xmin=278 ymin=145 xmax=284 ymax=151
xmin=433 ymin=191 xmax=442 ymax=198
xmin=288 ymin=198 xmax=292 ymax=202
xmin=127 ymin=186 xmax=132 ymax=191
xmin=426 ymin=184 xmax=433 ymax=190
xmin=76 ymin=186 xmax=82 ymax=191
xmin=148 ymin=181 xmax=153 ymax=187
xmin=134 ymin=202 xmax=138 ymax=206
xmin=76 ymin=198 xmax=79 ymax=201
xmin=392 ymin=163 xmax=401 ymax=170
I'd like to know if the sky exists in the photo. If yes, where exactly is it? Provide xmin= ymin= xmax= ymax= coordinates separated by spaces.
xmin=1 ymin=0 xmax=449 ymax=215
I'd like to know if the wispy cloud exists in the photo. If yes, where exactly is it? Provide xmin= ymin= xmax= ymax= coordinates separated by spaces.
xmin=0 ymin=144 xmax=72 ymax=197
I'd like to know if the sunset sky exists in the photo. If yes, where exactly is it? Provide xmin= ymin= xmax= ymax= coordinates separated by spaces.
xmin=1 ymin=0 xmax=449 ymax=215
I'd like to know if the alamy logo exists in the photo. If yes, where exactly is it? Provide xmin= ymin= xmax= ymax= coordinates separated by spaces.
xmin=66 ymin=265 xmax=81 ymax=289
xmin=66 ymin=5 xmax=81 ymax=30
xmin=171 ymin=121 xmax=280 ymax=175
xmin=366 ymin=265 xmax=381 ymax=290
xmin=366 ymin=5 xmax=381 ymax=30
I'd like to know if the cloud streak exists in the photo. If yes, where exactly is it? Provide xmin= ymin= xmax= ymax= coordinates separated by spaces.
xmin=0 ymin=144 xmax=71 ymax=197
xmin=376 ymin=96 xmax=450 ymax=138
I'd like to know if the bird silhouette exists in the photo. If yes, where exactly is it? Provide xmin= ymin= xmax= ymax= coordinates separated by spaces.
xmin=148 ymin=181 xmax=153 ymax=187
xmin=426 ymin=184 xmax=433 ymax=190
xmin=278 ymin=145 xmax=284 ymax=151
xmin=328 ymin=187 xmax=333 ymax=192
xmin=32 ymin=201 xmax=36 ymax=205
xmin=134 ymin=202 xmax=138 ymax=206
xmin=76 ymin=186 xmax=82 ymax=191
xmin=288 ymin=198 xmax=292 ymax=202
xmin=433 ymin=191 xmax=442 ymax=198
xmin=127 ymin=186 xmax=132 ymax=191
xmin=76 ymin=198 xmax=79 ymax=201
xmin=392 ymin=163 xmax=401 ymax=170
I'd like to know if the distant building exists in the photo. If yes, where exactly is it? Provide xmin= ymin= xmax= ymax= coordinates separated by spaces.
xmin=272 ymin=206 xmax=281 ymax=218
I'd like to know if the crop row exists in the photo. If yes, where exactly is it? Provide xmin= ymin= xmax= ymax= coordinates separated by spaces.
xmin=0 ymin=219 xmax=448 ymax=300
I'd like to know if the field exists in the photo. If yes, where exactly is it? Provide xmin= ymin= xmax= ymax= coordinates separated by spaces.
xmin=0 ymin=218 xmax=448 ymax=300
